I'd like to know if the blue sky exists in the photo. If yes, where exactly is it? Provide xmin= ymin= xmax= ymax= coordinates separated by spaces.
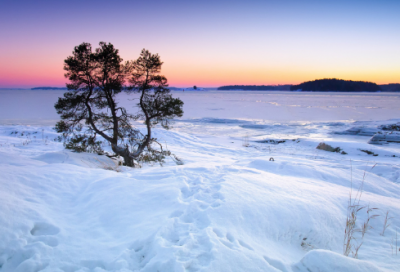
xmin=1 ymin=0 xmax=399 ymax=87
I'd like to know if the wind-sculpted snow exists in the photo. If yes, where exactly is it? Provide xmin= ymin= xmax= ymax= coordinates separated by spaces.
xmin=0 ymin=123 xmax=399 ymax=272
xmin=1 ymin=91 xmax=400 ymax=271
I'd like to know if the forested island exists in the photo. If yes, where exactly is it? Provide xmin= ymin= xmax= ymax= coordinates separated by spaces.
xmin=31 ymin=81 xmax=400 ymax=92
xmin=380 ymin=84 xmax=400 ymax=92
xmin=217 ymin=80 xmax=400 ymax=92
xmin=217 ymin=85 xmax=291 ymax=91
xmin=290 ymin=79 xmax=380 ymax=92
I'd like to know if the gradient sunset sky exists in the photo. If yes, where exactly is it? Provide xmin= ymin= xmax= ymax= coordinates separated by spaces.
xmin=1 ymin=0 xmax=399 ymax=88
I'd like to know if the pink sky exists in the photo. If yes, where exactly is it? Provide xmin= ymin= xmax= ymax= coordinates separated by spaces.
xmin=1 ymin=0 xmax=399 ymax=88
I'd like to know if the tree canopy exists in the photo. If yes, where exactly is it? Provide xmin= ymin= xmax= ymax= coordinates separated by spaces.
xmin=55 ymin=42 xmax=183 ymax=167
xmin=290 ymin=79 xmax=381 ymax=92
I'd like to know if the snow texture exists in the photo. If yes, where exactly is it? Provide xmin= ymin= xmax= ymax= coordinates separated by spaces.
xmin=0 ymin=90 xmax=399 ymax=271
xmin=368 ymin=132 xmax=400 ymax=145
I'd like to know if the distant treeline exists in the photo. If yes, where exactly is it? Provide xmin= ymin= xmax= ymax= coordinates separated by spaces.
xmin=31 ymin=87 xmax=67 ymax=90
xmin=32 ymin=82 xmax=400 ymax=92
xmin=380 ymin=84 xmax=400 ymax=92
xmin=217 ymin=85 xmax=292 ymax=90
xmin=290 ymin=79 xmax=380 ymax=92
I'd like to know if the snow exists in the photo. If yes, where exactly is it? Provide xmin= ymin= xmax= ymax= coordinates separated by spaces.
xmin=368 ymin=132 xmax=400 ymax=145
xmin=0 ymin=90 xmax=399 ymax=271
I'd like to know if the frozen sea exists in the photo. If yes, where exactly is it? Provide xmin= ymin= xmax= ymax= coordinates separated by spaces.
xmin=1 ymin=90 xmax=400 ymax=124
xmin=0 ymin=89 xmax=399 ymax=272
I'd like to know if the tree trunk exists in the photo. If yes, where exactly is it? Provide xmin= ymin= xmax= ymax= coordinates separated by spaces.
xmin=111 ymin=144 xmax=135 ymax=167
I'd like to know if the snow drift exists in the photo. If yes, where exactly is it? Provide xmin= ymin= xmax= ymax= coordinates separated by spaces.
xmin=0 ymin=91 xmax=399 ymax=271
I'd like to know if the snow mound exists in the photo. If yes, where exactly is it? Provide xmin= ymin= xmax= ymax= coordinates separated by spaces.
xmin=368 ymin=132 xmax=400 ymax=145
xmin=1 ymin=121 xmax=400 ymax=271
xmin=33 ymin=151 xmax=117 ymax=168
xmin=333 ymin=126 xmax=379 ymax=136
xmin=293 ymin=250 xmax=382 ymax=272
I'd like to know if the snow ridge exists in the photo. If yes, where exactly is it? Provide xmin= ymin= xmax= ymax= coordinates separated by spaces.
xmin=0 ymin=119 xmax=399 ymax=271
xmin=109 ymin=168 xmax=225 ymax=271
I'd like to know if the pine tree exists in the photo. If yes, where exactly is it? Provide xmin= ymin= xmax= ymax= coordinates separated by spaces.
xmin=55 ymin=43 xmax=183 ymax=167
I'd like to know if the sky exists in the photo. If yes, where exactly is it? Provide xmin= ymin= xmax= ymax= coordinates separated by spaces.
xmin=0 ymin=0 xmax=399 ymax=88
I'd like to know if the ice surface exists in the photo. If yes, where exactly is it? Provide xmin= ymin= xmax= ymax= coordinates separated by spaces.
xmin=0 ymin=90 xmax=399 ymax=271
xmin=2 ymin=90 xmax=400 ymax=125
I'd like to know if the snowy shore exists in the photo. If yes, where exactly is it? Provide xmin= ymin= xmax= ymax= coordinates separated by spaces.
xmin=0 ymin=91 xmax=399 ymax=271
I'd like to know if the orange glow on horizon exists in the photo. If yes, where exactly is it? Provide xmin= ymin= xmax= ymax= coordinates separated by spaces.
xmin=1 ymin=0 xmax=400 ymax=88
xmin=2 ymin=71 xmax=399 ymax=88
xmin=1 ymin=55 xmax=399 ymax=88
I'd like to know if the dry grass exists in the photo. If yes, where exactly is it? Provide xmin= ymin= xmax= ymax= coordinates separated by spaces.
xmin=343 ymin=163 xmax=379 ymax=258
xmin=96 ymin=158 xmax=122 ymax=172
xmin=82 ymin=157 xmax=122 ymax=172
xmin=242 ymin=133 xmax=249 ymax=147
xmin=171 ymin=154 xmax=184 ymax=165
xmin=380 ymin=210 xmax=393 ymax=236
xmin=391 ymin=229 xmax=399 ymax=256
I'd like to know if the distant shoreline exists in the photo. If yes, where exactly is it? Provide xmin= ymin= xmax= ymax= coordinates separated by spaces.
xmin=1 ymin=80 xmax=399 ymax=92
xmin=0 ymin=88 xmax=399 ymax=93
xmin=218 ymin=80 xmax=400 ymax=92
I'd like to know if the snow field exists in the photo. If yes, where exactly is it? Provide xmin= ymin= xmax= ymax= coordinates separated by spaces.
xmin=0 ymin=122 xmax=399 ymax=272
xmin=1 ymin=90 xmax=400 ymax=271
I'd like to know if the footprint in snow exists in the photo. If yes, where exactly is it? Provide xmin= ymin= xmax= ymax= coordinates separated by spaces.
xmin=238 ymin=240 xmax=254 ymax=251
xmin=30 ymin=222 xmax=60 ymax=236
xmin=31 ymin=236 xmax=59 ymax=247
xmin=0 ymin=222 xmax=60 ymax=270
xmin=213 ymin=229 xmax=254 ymax=251
xmin=30 ymin=222 xmax=60 ymax=248
xmin=180 ymin=186 xmax=196 ymax=200
xmin=263 ymin=255 xmax=289 ymax=272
